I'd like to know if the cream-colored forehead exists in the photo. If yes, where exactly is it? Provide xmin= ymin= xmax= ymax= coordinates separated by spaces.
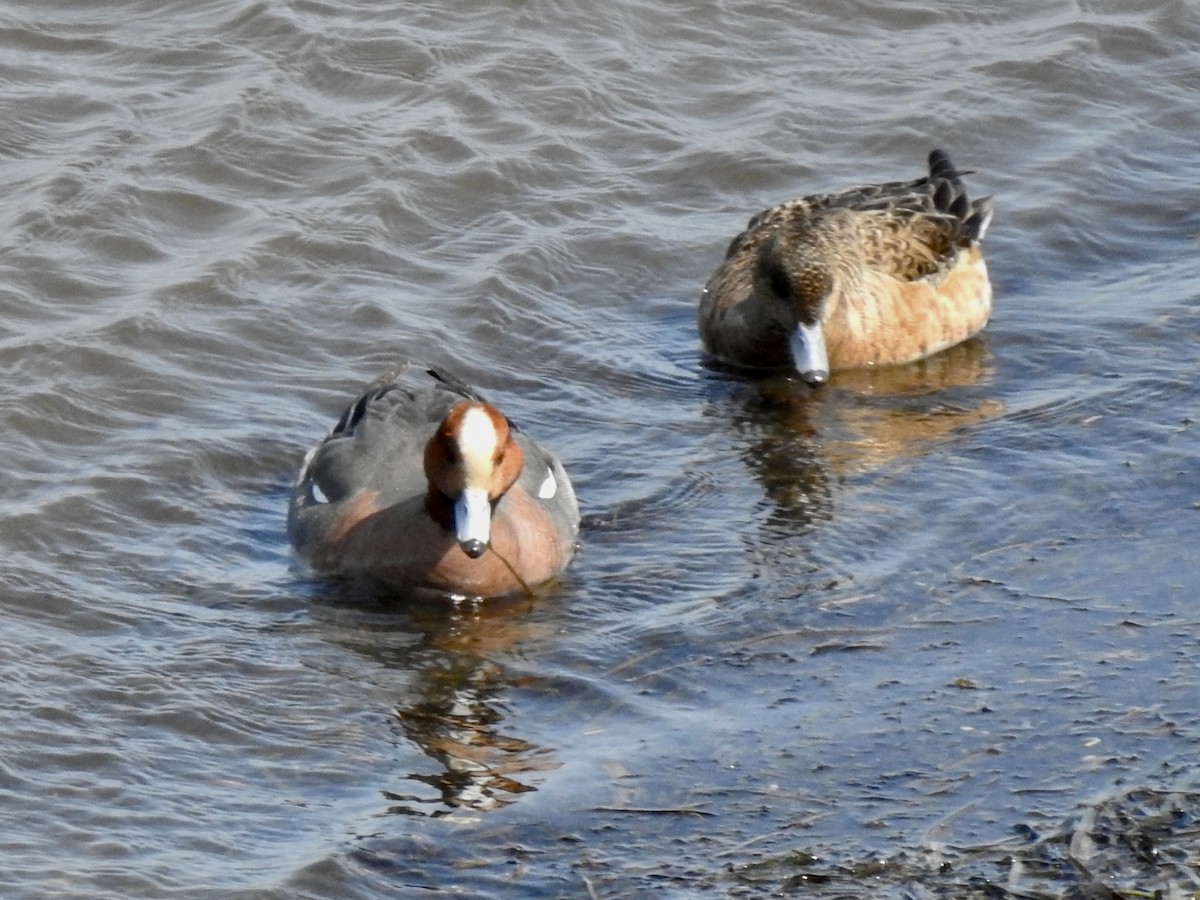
xmin=455 ymin=405 xmax=500 ymax=469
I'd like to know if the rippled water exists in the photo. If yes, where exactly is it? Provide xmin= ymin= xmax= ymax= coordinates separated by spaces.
xmin=2 ymin=0 xmax=1199 ymax=896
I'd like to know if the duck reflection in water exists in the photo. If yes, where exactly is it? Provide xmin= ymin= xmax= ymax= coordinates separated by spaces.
xmin=708 ymin=337 xmax=1003 ymax=527
xmin=318 ymin=590 xmax=559 ymax=815
xmin=387 ymin=596 xmax=559 ymax=815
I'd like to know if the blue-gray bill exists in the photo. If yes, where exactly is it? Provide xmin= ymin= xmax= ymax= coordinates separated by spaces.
xmin=790 ymin=321 xmax=829 ymax=387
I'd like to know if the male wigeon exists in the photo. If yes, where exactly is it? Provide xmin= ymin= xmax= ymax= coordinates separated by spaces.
xmin=698 ymin=149 xmax=994 ymax=385
xmin=288 ymin=365 xmax=580 ymax=598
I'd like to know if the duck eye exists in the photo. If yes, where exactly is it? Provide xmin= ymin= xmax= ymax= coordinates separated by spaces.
xmin=767 ymin=261 xmax=792 ymax=301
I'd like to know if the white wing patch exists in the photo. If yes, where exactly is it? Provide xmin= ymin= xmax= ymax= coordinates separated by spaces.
xmin=538 ymin=469 xmax=557 ymax=499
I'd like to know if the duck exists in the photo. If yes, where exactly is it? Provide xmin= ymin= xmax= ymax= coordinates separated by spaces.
xmin=287 ymin=365 xmax=580 ymax=598
xmin=698 ymin=149 xmax=994 ymax=386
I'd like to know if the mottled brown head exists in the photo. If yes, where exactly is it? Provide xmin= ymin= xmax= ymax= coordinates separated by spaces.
xmin=754 ymin=229 xmax=835 ymax=385
xmin=755 ymin=230 xmax=835 ymax=328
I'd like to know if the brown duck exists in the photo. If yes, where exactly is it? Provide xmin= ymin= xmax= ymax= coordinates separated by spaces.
xmin=698 ymin=150 xmax=994 ymax=385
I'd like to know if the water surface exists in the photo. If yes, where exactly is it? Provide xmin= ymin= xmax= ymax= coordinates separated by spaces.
xmin=2 ymin=0 xmax=1199 ymax=896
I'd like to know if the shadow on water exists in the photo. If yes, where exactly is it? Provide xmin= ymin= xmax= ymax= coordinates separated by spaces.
xmin=310 ymin=587 xmax=562 ymax=817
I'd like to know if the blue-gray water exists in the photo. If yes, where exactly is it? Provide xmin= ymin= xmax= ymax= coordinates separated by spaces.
xmin=2 ymin=0 xmax=1199 ymax=896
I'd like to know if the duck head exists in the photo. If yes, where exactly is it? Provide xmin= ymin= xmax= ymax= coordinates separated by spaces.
xmin=755 ymin=231 xmax=833 ymax=387
xmin=424 ymin=401 xmax=524 ymax=559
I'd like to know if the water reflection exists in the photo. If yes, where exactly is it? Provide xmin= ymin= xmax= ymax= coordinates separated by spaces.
xmin=394 ymin=597 xmax=559 ymax=816
xmin=722 ymin=394 xmax=833 ymax=528
xmin=708 ymin=339 xmax=1003 ymax=525
xmin=317 ymin=592 xmax=558 ymax=816
xmin=389 ymin=660 xmax=550 ymax=814
xmin=821 ymin=339 xmax=1003 ymax=477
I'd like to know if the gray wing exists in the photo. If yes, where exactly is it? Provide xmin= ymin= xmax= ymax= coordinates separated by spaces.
xmin=295 ymin=365 xmax=475 ymax=505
